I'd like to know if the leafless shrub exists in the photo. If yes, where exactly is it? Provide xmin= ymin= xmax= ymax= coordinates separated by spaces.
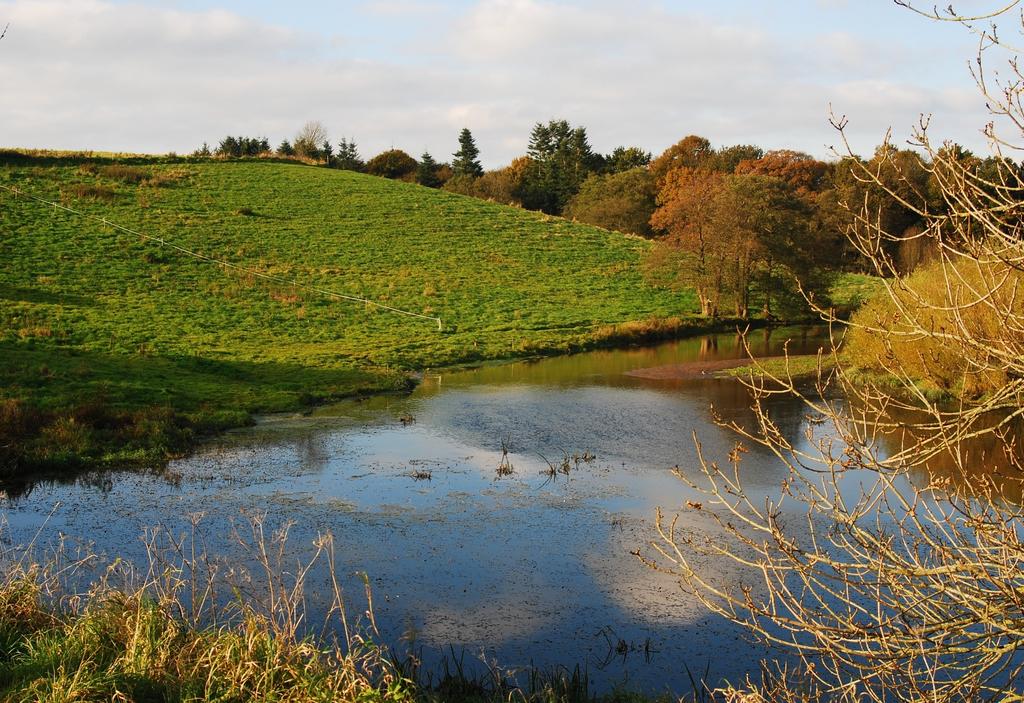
xmin=641 ymin=5 xmax=1024 ymax=701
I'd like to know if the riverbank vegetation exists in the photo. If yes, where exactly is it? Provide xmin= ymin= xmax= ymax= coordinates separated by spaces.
xmin=0 ymin=514 xmax=675 ymax=703
xmin=642 ymin=4 xmax=1024 ymax=701
xmin=844 ymin=257 xmax=1024 ymax=400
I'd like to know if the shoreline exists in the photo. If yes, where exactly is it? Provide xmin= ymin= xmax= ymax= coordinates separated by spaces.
xmin=1 ymin=316 xmax=823 ymax=489
xmin=623 ymin=356 xmax=783 ymax=380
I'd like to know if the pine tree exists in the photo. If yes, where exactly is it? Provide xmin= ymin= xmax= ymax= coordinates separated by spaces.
xmin=216 ymin=136 xmax=240 ymax=157
xmin=277 ymin=139 xmax=295 ymax=157
xmin=336 ymin=138 xmax=364 ymax=171
xmin=452 ymin=128 xmax=483 ymax=178
xmin=417 ymin=151 xmax=442 ymax=187
xmin=521 ymin=120 xmax=599 ymax=214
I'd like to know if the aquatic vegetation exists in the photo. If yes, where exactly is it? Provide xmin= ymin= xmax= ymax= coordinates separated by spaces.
xmin=495 ymin=434 xmax=515 ymax=477
xmin=539 ymin=449 xmax=596 ymax=483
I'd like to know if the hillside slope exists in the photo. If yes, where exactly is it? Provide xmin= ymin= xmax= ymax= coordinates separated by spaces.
xmin=0 ymin=155 xmax=696 ymax=475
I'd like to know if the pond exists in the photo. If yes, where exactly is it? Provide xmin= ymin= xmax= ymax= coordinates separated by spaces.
xmin=2 ymin=326 xmax=841 ymax=695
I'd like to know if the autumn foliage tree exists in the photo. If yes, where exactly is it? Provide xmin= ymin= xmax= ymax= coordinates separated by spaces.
xmin=649 ymin=134 xmax=714 ymax=186
xmin=734 ymin=149 xmax=828 ymax=198
xmin=647 ymin=166 xmax=822 ymax=319
xmin=706 ymin=143 xmax=765 ymax=173
xmin=717 ymin=174 xmax=821 ymax=318
xmin=647 ymin=167 xmax=726 ymax=316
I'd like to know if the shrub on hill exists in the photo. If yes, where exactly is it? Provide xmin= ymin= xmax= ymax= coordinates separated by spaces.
xmin=443 ymin=157 xmax=529 ymax=206
xmin=365 ymin=149 xmax=418 ymax=180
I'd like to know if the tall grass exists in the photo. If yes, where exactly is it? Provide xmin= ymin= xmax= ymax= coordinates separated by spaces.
xmin=0 ymin=514 xmax=686 ymax=702
xmin=0 ymin=513 xmax=414 ymax=702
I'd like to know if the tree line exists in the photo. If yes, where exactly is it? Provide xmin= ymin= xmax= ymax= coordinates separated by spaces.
xmin=197 ymin=120 xmax=1021 ymax=320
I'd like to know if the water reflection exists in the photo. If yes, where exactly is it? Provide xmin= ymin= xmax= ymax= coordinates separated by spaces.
xmin=0 ymin=326 xmax=832 ymax=694
xmin=871 ymin=405 xmax=1024 ymax=504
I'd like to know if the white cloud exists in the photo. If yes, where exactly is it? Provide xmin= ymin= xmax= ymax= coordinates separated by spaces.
xmin=0 ymin=0 xmax=998 ymax=165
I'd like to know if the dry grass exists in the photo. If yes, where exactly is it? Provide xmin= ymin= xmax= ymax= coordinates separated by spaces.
xmin=97 ymin=164 xmax=148 ymax=183
xmin=61 ymin=183 xmax=117 ymax=202
xmin=592 ymin=316 xmax=694 ymax=345
xmin=0 ymin=514 xmax=669 ymax=702
xmin=0 ymin=514 xmax=416 ymax=702
xmin=15 ymin=325 xmax=53 ymax=339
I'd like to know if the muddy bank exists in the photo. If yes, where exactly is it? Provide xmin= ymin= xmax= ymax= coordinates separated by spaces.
xmin=624 ymin=356 xmax=787 ymax=380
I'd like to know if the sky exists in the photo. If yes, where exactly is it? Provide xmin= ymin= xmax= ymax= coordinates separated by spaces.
xmin=0 ymin=0 xmax=1016 ymax=167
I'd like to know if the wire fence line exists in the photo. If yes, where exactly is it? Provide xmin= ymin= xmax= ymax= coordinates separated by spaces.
xmin=0 ymin=183 xmax=444 ymax=330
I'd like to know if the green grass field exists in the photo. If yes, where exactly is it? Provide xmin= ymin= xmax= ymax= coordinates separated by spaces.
xmin=0 ymin=153 xmax=702 ymax=475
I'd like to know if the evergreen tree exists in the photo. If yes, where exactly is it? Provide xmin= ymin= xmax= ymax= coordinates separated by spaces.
xmin=217 ymin=136 xmax=240 ymax=157
xmin=322 ymin=140 xmax=334 ymax=167
xmin=603 ymin=146 xmax=652 ymax=174
xmin=277 ymin=139 xmax=295 ymax=157
xmin=452 ymin=128 xmax=484 ymax=178
xmin=417 ymin=151 xmax=442 ymax=188
xmin=520 ymin=119 xmax=599 ymax=214
xmin=336 ymin=138 xmax=364 ymax=171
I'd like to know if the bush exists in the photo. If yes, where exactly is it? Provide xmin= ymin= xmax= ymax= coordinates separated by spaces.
xmin=443 ymin=159 xmax=529 ymax=206
xmin=364 ymin=149 xmax=418 ymax=180
xmin=845 ymin=257 xmax=1023 ymax=398
xmin=564 ymin=168 xmax=656 ymax=237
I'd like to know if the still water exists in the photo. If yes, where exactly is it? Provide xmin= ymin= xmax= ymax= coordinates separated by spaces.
xmin=2 ymin=326 xmax=837 ymax=695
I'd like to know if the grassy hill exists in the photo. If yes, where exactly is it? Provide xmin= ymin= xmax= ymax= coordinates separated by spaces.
xmin=0 ymin=153 xmax=699 ymax=476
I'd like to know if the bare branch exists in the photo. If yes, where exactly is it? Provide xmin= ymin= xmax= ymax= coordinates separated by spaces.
xmin=643 ymin=5 xmax=1024 ymax=700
